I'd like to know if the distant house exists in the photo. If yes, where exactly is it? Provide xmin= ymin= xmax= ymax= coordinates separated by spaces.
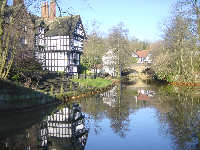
xmin=35 ymin=0 xmax=86 ymax=75
xmin=132 ymin=50 xmax=152 ymax=64
xmin=135 ymin=89 xmax=155 ymax=102
xmin=102 ymin=50 xmax=117 ymax=76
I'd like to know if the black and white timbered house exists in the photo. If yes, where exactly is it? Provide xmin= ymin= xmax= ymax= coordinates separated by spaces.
xmin=35 ymin=14 xmax=86 ymax=75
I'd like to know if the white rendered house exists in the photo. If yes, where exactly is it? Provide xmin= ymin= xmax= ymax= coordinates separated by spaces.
xmin=102 ymin=50 xmax=117 ymax=76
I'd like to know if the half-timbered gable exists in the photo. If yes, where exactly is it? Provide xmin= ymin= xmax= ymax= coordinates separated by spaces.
xmin=35 ymin=3 xmax=86 ymax=75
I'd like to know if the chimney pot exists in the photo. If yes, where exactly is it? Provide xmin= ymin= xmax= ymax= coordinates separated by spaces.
xmin=50 ymin=0 xmax=56 ymax=20
xmin=13 ymin=0 xmax=24 ymax=6
xmin=41 ymin=1 xmax=49 ymax=18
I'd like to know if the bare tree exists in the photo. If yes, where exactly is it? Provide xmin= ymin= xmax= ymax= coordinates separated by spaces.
xmin=0 ymin=0 xmax=17 ymax=79
xmin=108 ymin=22 xmax=131 ymax=77
xmin=175 ymin=0 xmax=200 ymax=41
xmin=152 ymin=15 xmax=198 ymax=82
xmin=81 ymin=21 xmax=106 ymax=76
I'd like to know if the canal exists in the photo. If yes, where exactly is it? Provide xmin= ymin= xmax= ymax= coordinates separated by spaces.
xmin=0 ymin=79 xmax=200 ymax=150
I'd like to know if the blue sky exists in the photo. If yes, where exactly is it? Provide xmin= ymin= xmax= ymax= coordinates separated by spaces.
xmin=8 ymin=0 xmax=175 ymax=42
xmin=58 ymin=0 xmax=176 ymax=42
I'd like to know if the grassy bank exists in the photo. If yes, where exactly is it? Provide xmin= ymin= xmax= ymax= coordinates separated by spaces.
xmin=55 ymin=77 xmax=116 ymax=102
xmin=71 ymin=77 xmax=113 ymax=88
xmin=0 ymin=77 xmax=116 ymax=105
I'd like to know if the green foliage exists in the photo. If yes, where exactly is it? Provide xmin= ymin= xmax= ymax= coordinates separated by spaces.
xmin=158 ymin=85 xmax=177 ymax=96
xmin=69 ymin=82 xmax=73 ymax=91
xmin=78 ymin=62 xmax=88 ymax=74
xmin=50 ymin=84 xmax=54 ymax=95
xmin=132 ymin=57 xmax=138 ymax=64
xmin=11 ymin=74 xmax=20 ymax=81
xmin=60 ymin=83 xmax=64 ymax=94
xmin=9 ymin=57 xmax=44 ymax=83
xmin=56 ymin=71 xmax=65 ymax=76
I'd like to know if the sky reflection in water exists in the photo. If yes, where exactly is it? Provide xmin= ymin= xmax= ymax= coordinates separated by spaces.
xmin=0 ymin=79 xmax=200 ymax=150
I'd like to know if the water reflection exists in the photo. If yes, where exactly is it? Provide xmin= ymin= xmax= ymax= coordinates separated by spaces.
xmin=101 ymin=86 xmax=118 ymax=107
xmin=0 ymin=103 xmax=88 ymax=150
xmin=81 ymin=84 xmax=131 ymax=138
xmin=1 ymin=79 xmax=200 ymax=150
xmin=155 ymin=87 xmax=200 ymax=150
xmin=135 ymin=89 xmax=155 ymax=102
xmin=78 ymin=81 xmax=200 ymax=150
xmin=39 ymin=103 xmax=88 ymax=150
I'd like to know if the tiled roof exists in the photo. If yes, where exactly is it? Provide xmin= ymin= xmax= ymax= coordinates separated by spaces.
xmin=35 ymin=15 xmax=83 ymax=36
xmin=136 ymin=50 xmax=150 ymax=58
xmin=137 ymin=94 xmax=151 ymax=101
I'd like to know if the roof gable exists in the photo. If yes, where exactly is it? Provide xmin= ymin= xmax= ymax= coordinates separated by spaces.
xmin=36 ymin=15 xmax=86 ymax=37
xmin=136 ymin=50 xmax=150 ymax=58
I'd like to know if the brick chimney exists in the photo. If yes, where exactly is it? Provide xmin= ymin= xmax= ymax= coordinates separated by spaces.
xmin=13 ymin=0 xmax=24 ymax=6
xmin=41 ymin=2 xmax=49 ymax=18
xmin=50 ymin=0 xmax=56 ymax=20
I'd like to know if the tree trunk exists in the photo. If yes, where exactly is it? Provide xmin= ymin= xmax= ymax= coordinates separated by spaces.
xmin=0 ymin=2 xmax=16 ymax=79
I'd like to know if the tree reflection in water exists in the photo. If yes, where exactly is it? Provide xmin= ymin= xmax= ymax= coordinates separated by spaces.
xmin=156 ymin=87 xmax=200 ymax=150
xmin=78 ymin=82 xmax=200 ymax=150
xmin=1 ymin=81 xmax=200 ymax=150
xmin=0 ymin=103 xmax=89 ymax=150
xmin=79 ymin=84 xmax=132 ymax=138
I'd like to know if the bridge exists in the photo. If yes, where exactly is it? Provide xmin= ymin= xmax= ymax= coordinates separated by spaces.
xmin=130 ymin=64 xmax=150 ymax=73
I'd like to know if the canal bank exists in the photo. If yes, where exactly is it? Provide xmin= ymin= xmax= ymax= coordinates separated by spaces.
xmin=0 ymin=75 xmax=118 ymax=107
xmin=54 ymin=77 xmax=118 ymax=102
xmin=1 ymin=78 xmax=200 ymax=150
xmin=0 ymin=80 xmax=60 ymax=112
xmin=130 ymin=66 xmax=200 ymax=88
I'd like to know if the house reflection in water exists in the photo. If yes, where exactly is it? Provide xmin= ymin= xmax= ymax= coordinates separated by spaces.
xmin=101 ymin=86 xmax=118 ymax=107
xmin=135 ymin=89 xmax=155 ymax=102
xmin=0 ymin=104 xmax=88 ymax=150
xmin=38 ymin=103 xmax=89 ymax=150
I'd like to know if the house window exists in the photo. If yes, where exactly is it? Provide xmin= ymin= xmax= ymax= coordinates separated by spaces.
xmin=21 ymin=37 xmax=27 ymax=45
xmin=73 ymin=53 xmax=78 ymax=59
xmin=72 ymin=53 xmax=79 ymax=65
xmin=24 ymin=25 xmax=27 ymax=32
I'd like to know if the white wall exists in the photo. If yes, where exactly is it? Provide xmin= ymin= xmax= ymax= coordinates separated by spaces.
xmin=102 ymin=50 xmax=116 ymax=76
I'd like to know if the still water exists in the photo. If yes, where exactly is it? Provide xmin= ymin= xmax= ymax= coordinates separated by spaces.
xmin=0 ymin=79 xmax=200 ymax=150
